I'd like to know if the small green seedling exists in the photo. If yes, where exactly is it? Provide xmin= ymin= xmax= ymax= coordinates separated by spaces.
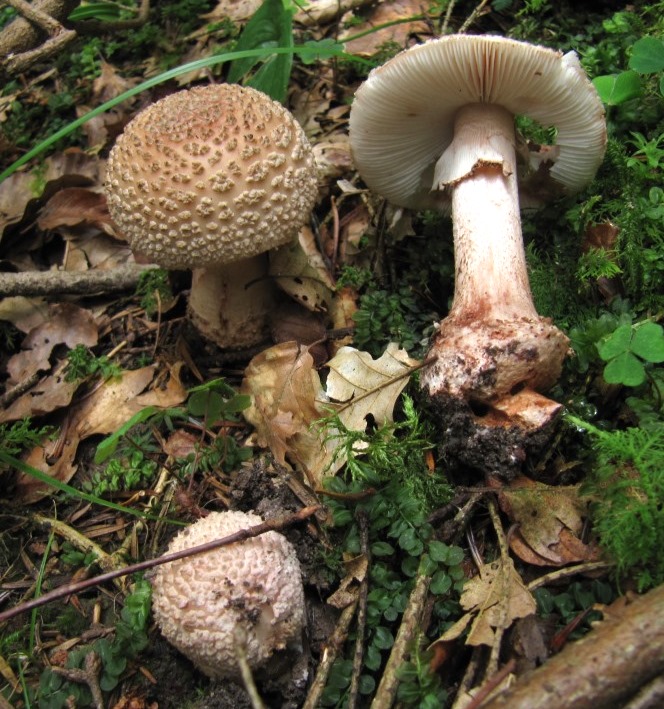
xmin=597 ymin=321 xmax=664 ymax=386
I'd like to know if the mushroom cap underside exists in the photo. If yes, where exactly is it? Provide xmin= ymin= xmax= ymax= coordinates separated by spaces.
xmin=349 ymin=34 xmax=606 ymax=209
xmin=105 ymin=84 xmax=318 ymax=269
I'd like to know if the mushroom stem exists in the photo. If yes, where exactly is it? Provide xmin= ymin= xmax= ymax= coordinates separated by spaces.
xmin=188 ymin=254 xmax=276 ymax=350
xmin=422 ymin=102 xmax=569 ymax=410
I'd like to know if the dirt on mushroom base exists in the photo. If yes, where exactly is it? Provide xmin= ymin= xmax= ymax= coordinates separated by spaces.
xmin=426 ymin=392 xmax=563 ymax=478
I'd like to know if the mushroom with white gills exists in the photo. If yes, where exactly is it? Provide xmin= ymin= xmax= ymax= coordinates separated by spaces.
xmin=349 ymin=35 xmax=606 ymax=471
xmin=105 ymin=83 xmax=318 ymax=350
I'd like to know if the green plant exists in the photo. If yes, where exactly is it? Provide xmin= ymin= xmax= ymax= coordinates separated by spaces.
xmin=597 ymin=320 xmax=664 ymax=386
xmin=593 ymin=35 xmax=664 ymax=104
xmin=534 ymin=579 xmax=616 ymax=634
xmin=568 ymin=414 xmax=664 ymax=590
xmin=0 ymin=418 xmax=54 ymax=462
xmin=64 ymin=345 xmax=122 ymax=382
xmin=319 ymin=399 xmax=461 ymax=706
xmin=135 ymin=268 xmax=173 ymax=317
xmin=37 ymin=579 xmax=151 ymax=708
xmin=84 ymin=449 xmax=157 ymax=497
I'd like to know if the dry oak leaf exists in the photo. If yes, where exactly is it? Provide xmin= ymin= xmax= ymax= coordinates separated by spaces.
xmin=14 ymin=364 xmax=187 ymax=503
xmin=341 ymin=0 xmax=430 ymax=56
xmin=326 ymin=342 xmax=419 ymax=432
xmin=435 ymin=558 xmax=536 ymax=648
xmin=37 ymin=187 xmax=112 ymax=234
xmin=497 ymin=476 xmax=600 ymax=566
xmin=242 ymin=342 xmax=419 ymax=485
xmin=242 ymin=341 xmax=326 ymax=476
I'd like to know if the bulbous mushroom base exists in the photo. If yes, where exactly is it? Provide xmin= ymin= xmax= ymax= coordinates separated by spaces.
xmin=421 ymin=315 xmax=570 ymax=476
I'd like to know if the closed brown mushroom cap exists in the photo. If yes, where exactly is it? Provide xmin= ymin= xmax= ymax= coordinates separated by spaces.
xmin=105 ymin=84 xmax=317 ymax=269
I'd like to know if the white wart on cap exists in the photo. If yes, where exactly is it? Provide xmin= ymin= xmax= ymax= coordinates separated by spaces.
xmin=105 ymin=84 xmax=318 ymax=348
xmin=349 ymin=34 xmax=606 ymax=209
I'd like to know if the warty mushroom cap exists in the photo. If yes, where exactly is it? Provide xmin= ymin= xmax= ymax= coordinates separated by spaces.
xmin=151 ymin=510 xmax=305 ymax=680
xmin=349 ymin=34 xmax=606 ymax=209
xmin=105 ymin=84 xmax=318 ymax=270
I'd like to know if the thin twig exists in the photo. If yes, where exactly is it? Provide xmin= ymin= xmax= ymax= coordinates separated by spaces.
xmin=348 ymin=510 xmax=370 ymax=709
xmin=459 ymin=0 xmax=491 ymax=33
xmin=485 ymin=499 xmax=509 ymax=679
xmin=302 ymin=598 xmax=359 ymax=709
xmin=527 ymin=561 xmax=614 ymax=592
xmin=371 ymin=570 xmax=431 ymax=709
xmin=0 ymin=506 xmax=321 ymax=623
xmin=234 ymin=627 xmax=267 ymax=709
xmin=0 ymin=264 xmax=158 ymax=297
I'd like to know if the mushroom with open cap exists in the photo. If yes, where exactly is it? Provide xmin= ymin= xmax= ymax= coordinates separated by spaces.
xmin=349 ymin=34 xmax=606 ymax=472
xmin=105 ymin=84 xmax=318 ymax=349
xmin=151 ymin=510 xmax=305 ymax=680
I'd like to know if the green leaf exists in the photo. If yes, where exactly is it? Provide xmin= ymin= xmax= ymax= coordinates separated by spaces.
xmin=359 ymin=675 xmax=376 ymax=695
xmin=597 ymin=324 xmax=632 ymax=361
xmin=430 ymin=570 xmax=452 ymax=595
xmin=603 ymin=351 xmax=646 ymax=386
xmin=445 ymin=546 xmax=465 ymax=566
xmin=94 ymin=406 xmax=158 ymax=463
xmin=629 ymin=37 xmax=664 ymax=74
xmin=296 ymin=38 xmax=346 ymax=64
xmin=373 ymin=626 xmax=395 ymax=650
xmin=371 ymin=541 xmax=395 ymax=557
xmin=227 ymin=0 xmax=294 ymax=103
xmin=631 ymin=322 xmax=664 ymax=363
xmin=68 ymin=2 xmax=123 ymax=21
xmin=593 ymin=71 xmax=642 ymax=105
xmin=428 ymin=540 xmax=451 ymax=564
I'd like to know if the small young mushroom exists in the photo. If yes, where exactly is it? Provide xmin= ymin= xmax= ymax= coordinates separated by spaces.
xmin=151 ymin=510 xmax=305 ymax=680
xmin=349 ymin=35 xmax=606 ymax=471
xmin=105 ymin=84 xmax=318 ymax=349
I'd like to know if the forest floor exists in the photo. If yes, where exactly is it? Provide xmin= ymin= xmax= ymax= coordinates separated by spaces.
xmin=0 ymin=0 xmax=663 ymax=708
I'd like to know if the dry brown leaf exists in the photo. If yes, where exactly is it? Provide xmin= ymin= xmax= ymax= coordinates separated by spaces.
xmin=6 ymin=303 xmax=99 ymax=385
xmin=242 ymin=342 xmax=419 ymax=485
xmin=341 ymin=0 xmax=430 ymax=56
xmin=0 ymin=370 xmax=79 ymax=424
xmin=242 ymin=342 xmax=327 ymax=477
xmin=327 ymin=553 xmax=368 ymax=609
xmin=92 ymin=60 xmax=139 ymax=104
xmin=0 ymin=150 xmax=103 ymax=236
xmin=37 ymin=187 xmax=111 ymax=233
xmin=326 ymin=343 xmax=419 ymax=431
xmin=0 ymin=296 xmax=49 ymax=333
xmin=14 ymin=364 xmax=188 ymax=503
xmin=201 ymin=0 xmax=262 ymax=22
xmin=435 ymin=558 xmax=536 ymax=648
xmin=270 ymin=226 xmax=334 ymax=312
xmin=498 ymin=476 xmax=600 ymax=565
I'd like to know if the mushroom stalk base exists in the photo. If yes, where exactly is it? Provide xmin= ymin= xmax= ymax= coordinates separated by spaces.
xmin=189 ymin=255 xmax=276 ymax=350
xmin=422 ymin=103 xmax=569 ymax=474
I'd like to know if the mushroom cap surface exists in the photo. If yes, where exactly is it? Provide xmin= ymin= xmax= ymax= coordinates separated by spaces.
xmin=105 ymin=84 xmax=317 ymax=269
xmin=349 ymin=34 xmax=606 ymax=209
xmin=151 ymin=510 xmax=305 ymax=679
